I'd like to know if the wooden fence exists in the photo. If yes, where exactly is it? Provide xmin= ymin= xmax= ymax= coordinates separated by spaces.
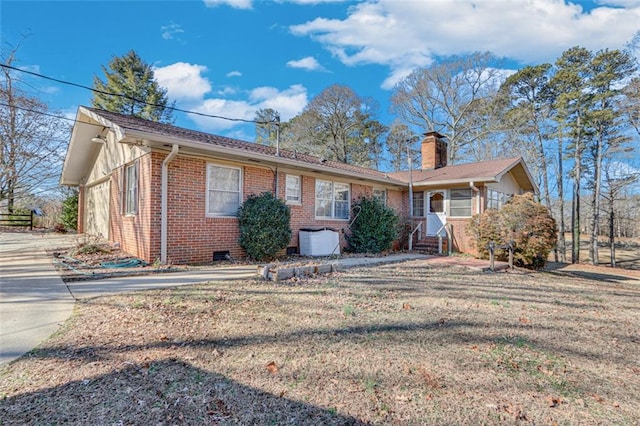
xmin=0 ymin=211 xmax=34 ymax=230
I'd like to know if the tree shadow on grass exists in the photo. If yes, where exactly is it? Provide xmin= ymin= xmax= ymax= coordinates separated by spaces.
xmin=0 ymin=358 xmax=365 ymax=425
xmin=542 ymin=263 xmax=640 ymax=284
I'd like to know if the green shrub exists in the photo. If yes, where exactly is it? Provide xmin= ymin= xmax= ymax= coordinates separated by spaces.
xmin=238 ymin=192 xmax=291 ymax=261
xmin=346 ymin=196 xmax=399 ymax=253
xmin=60 ymin=190 xmax=79 ymax=230
xmin=468 ymin=193 xmax=557 ymax=269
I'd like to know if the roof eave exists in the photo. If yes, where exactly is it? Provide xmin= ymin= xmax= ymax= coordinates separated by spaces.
xmin=121 ymin=129 xmax=406 ymax=187
xmin=412 ymin=177 xmax=499 ymax=187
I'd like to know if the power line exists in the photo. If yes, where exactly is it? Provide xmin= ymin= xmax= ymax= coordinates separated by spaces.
xmin=0 ymin=101 xmax=89 ymax=126
xmin=0 ymin=63 xmax=273 ymax=125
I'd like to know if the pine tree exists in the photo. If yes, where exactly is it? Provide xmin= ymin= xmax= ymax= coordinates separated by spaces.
xmin=92 ymin=50 xmax=174 ymax=122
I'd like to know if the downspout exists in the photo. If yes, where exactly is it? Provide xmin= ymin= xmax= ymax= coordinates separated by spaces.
xmin=161 ymin=144 xmax=180 ymax=263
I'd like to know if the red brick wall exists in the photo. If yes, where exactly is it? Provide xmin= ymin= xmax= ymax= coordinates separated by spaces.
xmin=105 ymin=152 xmax=410 ymax=264
xmin=163 ymin=156 xmax=275 ymax=264
xmin=109 ymin=153 xmax=154 ymax=262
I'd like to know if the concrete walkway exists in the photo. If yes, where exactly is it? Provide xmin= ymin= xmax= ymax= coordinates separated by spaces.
xmin=0 ymin=232 xmax=77 ymax=366
xmin=0 ymin=232 xmax=429 ymax=366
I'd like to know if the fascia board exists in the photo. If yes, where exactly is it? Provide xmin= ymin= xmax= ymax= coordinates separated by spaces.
xmin=121 ymin=129 xmax=407 ymax=188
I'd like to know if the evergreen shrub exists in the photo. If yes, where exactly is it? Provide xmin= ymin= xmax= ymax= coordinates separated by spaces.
xmin=346 ymin=196 xmax=399 ymax=253
xmin=237 ymin=192 xmax=291 ymax=261
xmin=60 ymin=190 xmax=79 ymax=231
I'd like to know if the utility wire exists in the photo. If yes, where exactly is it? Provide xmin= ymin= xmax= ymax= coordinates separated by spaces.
xmin=0 ymin=101 xmax=94 ymax=126
xmin=0 ymin=63 xmax=274 ymax=125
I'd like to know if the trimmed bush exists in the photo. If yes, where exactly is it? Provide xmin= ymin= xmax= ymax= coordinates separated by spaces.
xmin=346 ymin=196 xmax=399 ymax=253
xmin=238 ymin=192 xmax=291 ymax=261
xmin=468 ymin=193 xmax=557 ymax=269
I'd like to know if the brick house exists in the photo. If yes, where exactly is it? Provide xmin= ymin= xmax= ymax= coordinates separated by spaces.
xmin=61 ymin=107 xmax=536 ymax=264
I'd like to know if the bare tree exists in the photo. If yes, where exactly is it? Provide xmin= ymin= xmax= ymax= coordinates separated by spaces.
xmin=390 ymin=51 xmax=504 ymax=164
xmin=386 ymin=122 xmax=418 ymax=172
xmin=0 ymin=40 xmax=69 ymax=212
xmin=283 ymin=84 xmax=386 ymax=167
xmin=621 ymin=77 xmax=640 ymax=138
xmin=602 ymin=160 xmax=639 ymax=267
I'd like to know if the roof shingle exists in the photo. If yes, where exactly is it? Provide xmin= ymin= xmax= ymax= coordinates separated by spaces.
xmin=85 ymin=107 xmax=392 ymax=181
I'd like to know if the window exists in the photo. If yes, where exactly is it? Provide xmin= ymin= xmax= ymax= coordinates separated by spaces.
xmin=487 ymin=189 xmax=504 ymax=210
xmin=315 ymin=179 xmax=350 ymax=219
xmin=450 ymin=188 xmax=472 ymax=217
xmin=285 ymin=175 xmax=301 ymax=204
xmin=373 ymin=188 xmax=387 ymax=204
xmin=429 ymin=191 xmax=444 ymax=213
xmin=412 ymin=191 xmax=425 ymax=217
xmin=124 ymin=162 xmax=138 ymax=215
xmin=207 ymin=163 xmax=242 ymax=216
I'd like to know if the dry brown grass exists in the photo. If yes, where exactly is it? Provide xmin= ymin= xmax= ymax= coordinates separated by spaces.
xmin=1 ymin=261 xmax=639 ymax=425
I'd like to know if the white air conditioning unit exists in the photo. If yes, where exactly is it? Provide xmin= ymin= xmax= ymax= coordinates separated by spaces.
xmin=299 ymin=228 xmax=340 ymax=256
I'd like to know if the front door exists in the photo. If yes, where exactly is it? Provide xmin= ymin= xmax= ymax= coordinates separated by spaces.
xmin=426 ymin=191 xmax=446 ymax=236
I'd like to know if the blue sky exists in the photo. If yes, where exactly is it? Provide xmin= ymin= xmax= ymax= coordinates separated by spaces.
xmin=2 ymin=0 xmax=639 ymax=142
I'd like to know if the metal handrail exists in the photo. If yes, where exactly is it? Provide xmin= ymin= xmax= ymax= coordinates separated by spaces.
xmin=435 ymin=223 xmax=452 ymax=255
xmin=408 ymin=222 xmax=422 ymax=252
xmin=328 ymin=205 xmax=362 ymax=258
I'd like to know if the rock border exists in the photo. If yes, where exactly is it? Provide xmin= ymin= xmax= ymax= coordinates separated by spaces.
xmin=257 ymin=262 xmax=343 ymax=281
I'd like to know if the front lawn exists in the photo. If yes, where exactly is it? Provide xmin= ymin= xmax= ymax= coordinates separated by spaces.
xmin=1 ymin=261 xmax=638 ymax=424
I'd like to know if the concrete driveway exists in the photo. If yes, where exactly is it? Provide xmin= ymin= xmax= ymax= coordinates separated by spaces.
xmin=0 ymin=232 xmax=77 ymax=366
xmin=0 ymin=232 xmax=257 ymax=366
xmin=1 ymin=231 xmax=428 ymax=366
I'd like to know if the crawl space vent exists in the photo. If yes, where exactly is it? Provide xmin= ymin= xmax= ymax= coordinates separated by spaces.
xmin=213 ymin=250 xmax=230 ymax=261
xmin=286 ymin=246 xmax=298 ymax=255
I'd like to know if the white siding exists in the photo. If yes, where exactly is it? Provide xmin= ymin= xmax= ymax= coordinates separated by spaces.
xmin=85 ymin=180 xmax=110 ymax=239
xmin=487 ymin=172 xmax=520 ymax=195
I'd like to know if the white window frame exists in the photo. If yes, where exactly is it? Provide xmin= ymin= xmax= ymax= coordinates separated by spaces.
xmin=487 ymin=189 xmax=502 ymax=210
xmin=412 ymin=191 xmax=425 ymax=217
xmin=315 ymin=179 xmax=350 ymax=220
xmin=124 ymin=162 xmax=138 ymax=215
xmin=449 ymin=188 xmax=473 ymax=217
xmin=373 ymin=187 xmax=387 ymax=205
xmin=285 ymin=174 xmax=301 ymax=204
xmin=206 ymin=163 xmax=242 ymax=217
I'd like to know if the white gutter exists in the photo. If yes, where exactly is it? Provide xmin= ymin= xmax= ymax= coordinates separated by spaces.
xmin=122 ymin=129 xmax=403 ymax=187
xmin=161 ymin=144 xmax=180 ymax=263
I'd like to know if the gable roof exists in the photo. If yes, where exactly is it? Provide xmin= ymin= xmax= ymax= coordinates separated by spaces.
xmin=389 ymin=157 xmax=536 ymax=191
xmin=61 ymin=107 xmax=536 ymax=194
xmin=61 ymin=107 xmax=402 ymax=186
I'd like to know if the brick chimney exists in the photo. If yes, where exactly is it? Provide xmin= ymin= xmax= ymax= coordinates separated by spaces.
xmin=421 ymin=131 xmax=447 ymax=170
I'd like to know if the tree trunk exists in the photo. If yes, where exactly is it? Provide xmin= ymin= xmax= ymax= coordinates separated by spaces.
xmin=609 ymin=204 xmax=616 ymax=268
xmin=572 ymin=152 xmax=581 ymax=263
xmin=589 ymin=128 xmax=603 ymax=266
xmin=557 ymin=126 xmax=566 ymax=262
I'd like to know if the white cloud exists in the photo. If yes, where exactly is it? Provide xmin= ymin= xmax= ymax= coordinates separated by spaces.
xmin=216 ymin=87 xmax=237 ymax=96
xmin=286 ymin=56 xmax=327 ymax=71
xmin=203 ymin=0 xmax=252 ymax=9
xmin=154 ymin=62 xmax=211 ymax=100
xmin=249 ymin=84 xmax=308 ymax=120
xmin=161 ymin=22 xmax=184 ymax=40
xmin=290 ymin=0 xmax=640 ymax=89
xmin=188 ymin=84 xmax=308 ymax=132
xmin=226 ymin=70 xmax=242 ymax=77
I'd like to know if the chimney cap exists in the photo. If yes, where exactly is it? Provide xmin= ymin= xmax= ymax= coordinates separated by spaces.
xmin=423 ymin=131 xmax=446 ymax=139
